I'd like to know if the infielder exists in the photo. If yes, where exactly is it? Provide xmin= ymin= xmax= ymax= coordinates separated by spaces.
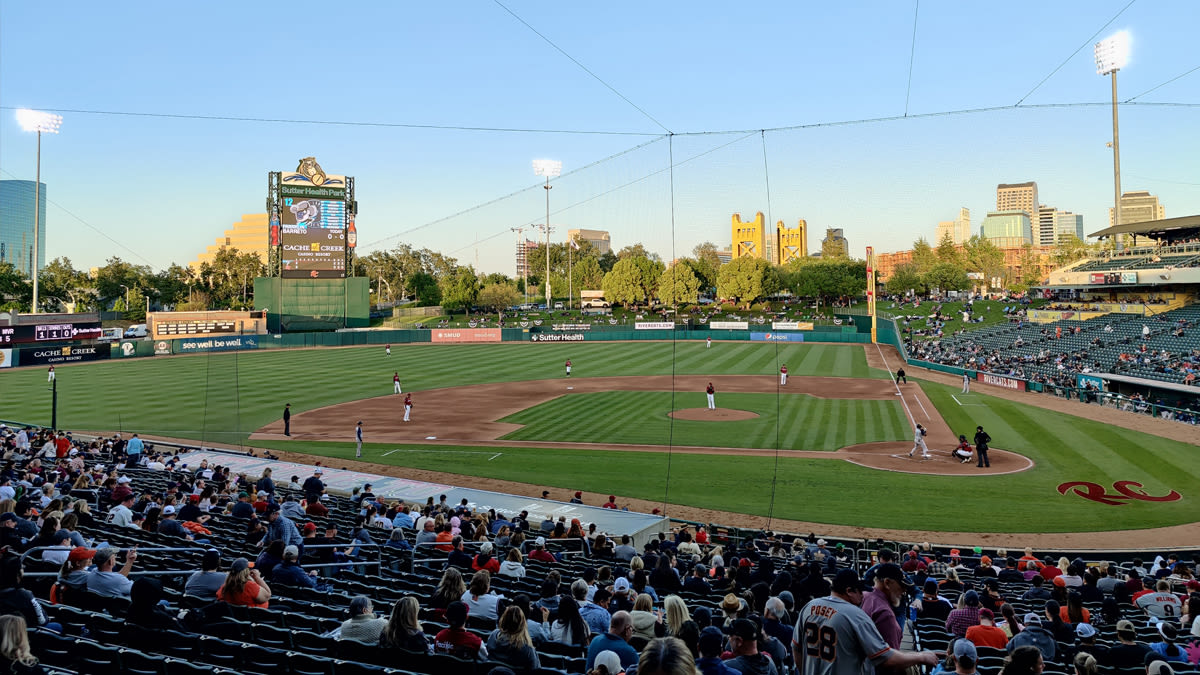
xmin=961 ymin=372 xmax=970 ymax=393
xmin=780 ymin=364 xmax=788 ymax=386
xmin=355 ymin=421 xmax=363 ymax=458
xmin=393 ymin=372 xmax=402 ymax=394
xmin=908 ymin=423 xmax=930 ymax=459
xmin=706 ymin=382 xmax=716 ymax=410
xmin=403 ymin=393 xmax=413 ymax=422
xmin=565 ymin=359 xmax=572 ymax=377
xmin=47 ymin=366 xmax=55 ymax=382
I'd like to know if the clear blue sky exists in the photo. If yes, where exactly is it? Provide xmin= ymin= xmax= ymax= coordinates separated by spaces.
xmin=1 ymin=1 xmax=1197 ymax=275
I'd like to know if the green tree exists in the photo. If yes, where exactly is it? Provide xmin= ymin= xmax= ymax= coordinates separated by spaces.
xmin=911 ymin=238 xmax=936 ymax=276
xmin=657 ymin=262 xmax=701 ymax=306
xmin=597 ymin=250 xmax=618 ymax=273
xmin=616 ymin=243 xmax=661 ymax=262
xmin=572 ymin=256 xmax=604 ymax=294
xmin=926 ymin=262 xmax=970 ymax=292
xmin=691 ymin=242 xmax=723 ymax=292
xmin=963 ymin=235 xmax=1005 ymax=287
xmin=717 ymin=256 xmax=768 ymax=308
xmin=93 ymin=257 xmax=153 ymax=309
xmin=935 ymin=233 xmax=965 ymax=268
xmin=125 ymin=286 xmax=148 ymax=322
xmin=1050 ymin=234 xmax=1094 ymax=267
xmin=477 ymin=282 xmax=519 ymax=314
xmin=885 ymin=263 xmax=927 ymax=296
xmin=440 ymin=266 xmax=481 ymax=312
xmin=788 ymin=259 xmax=867 ymax=304
xmin=0 ymin=262 xmax=31 ymax=311
xmin=602 ymin=257 xmax=655 ymax=308
xmin=38 ymin=257 xmax=91 ymax=312
xmin=409 ymin=272 xmax=441 ymax=306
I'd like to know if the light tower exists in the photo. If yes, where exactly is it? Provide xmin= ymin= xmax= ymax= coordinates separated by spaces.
xmin=1095 ymin=31 xmax=1129 ymax=243
xmin=15 ymin=109 xmax=63 ymax=314
xmin=532 ymin=159 xmax=562 ymax=306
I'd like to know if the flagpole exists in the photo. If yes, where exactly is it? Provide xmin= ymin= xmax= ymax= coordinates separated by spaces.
xmin=568 ymin=237 xmax=573 ymax=311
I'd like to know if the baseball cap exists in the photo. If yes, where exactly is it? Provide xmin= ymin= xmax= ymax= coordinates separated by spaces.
xmin=875 ymin=563 xmax=913 ymax=589
xmin=445 ymin=601 xmax=469 ymax=626
xmin=314 ymin=468 xmax=323 ymax=474
xmin=817 ymin=538 xmax=827 ymax=546
xmin=1024 ymin=612 xmax=1042 ymax=625
xmin=952 ymin=639 xmax=978 ymax=662
xmin=1158 ymin=622 xmax=1178 ymax=641
xmin=0 ymin=513 xmax=16 ymax=523
xmin=594 ymin=651 xmax=622 ymax=673
xmin=979 ymin=608 xmax=994 ymax=620
xmin=832 ymin=569 xmax=862 ymax=594
xmin=1147 ymin=662 xmax=1175 ymax=675
xmin=612 ymin=577 xmax=631 ymax=593
xmin=116 ymin=476 xmax=131 ymax=484
xmin=980 ymin=555 xmax=992 ymax=566
xmin=729 ymin=618 xmax=758 ymax=641
xmin=1076 ymin=623 xmax=1097 ymax=639
xmin=923 ymin=579 xmax=939 ymax=594
xmin=949 ymin=548 xmax=961 ymax=556
xmin=1116 ymin=620 xmax=1135 ymax=635
xmin=973 ymin=546 xmax=983 ymax=554
xmin=230 ymin=558 xmax=250 ymax=574
xmin=302 ymin=522 xmax=317 ymax=534
xmin=238 ymin=491 xmax=249 ymax=499
xmin=283 ymin=545 xmax=299 ymax=560
xmin=68 ymin=546 xmax=95 ymax=562
xmin=607 ymin=495 xmax=615 ymax=502
xmin=698 ymin=626 xmax=725 ymax=656
xmin=963 ymin=590 xmax=980 ymax=607
xmin=162 ymin=505 xmax=176 ymax=515
xmin=52 ymin=530 xmax=72 ymax=544
xmin=535 ymin=536 xmax=546 ymax=547
xmin=1052 ymin=576 xmax=1067 ymax=587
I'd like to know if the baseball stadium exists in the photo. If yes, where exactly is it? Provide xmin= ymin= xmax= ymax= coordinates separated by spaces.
xmin=3 ymin=4 xmax=1200 ymax=675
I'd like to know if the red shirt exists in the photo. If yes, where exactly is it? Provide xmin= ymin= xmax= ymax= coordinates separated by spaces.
xmin=529 ymin=549 xmax=556 ymax=563
xmin=434 ymin=531 xmax=454 ymax=552
xmin=472 ymin=556 xmax=500 ymax=574
xmin=966 ymin=624 xmax=1009 ymax=649
xmin=55 ymin=437 xmax=70 ymax=458
xmin=602 ymin=501 xmax=617 ymax=510
xmin=781 ymin=367 xmax=787 ymax=374
xmin=217 ymin=580 xmax=268 ymax=608
xmin=1040 ymin=566 xmax=1062 ymax=580
xmin=305 ymin=501 xmax=329 ymax=517
xmin=394 ymin=374 xmax=400 ymax=382
xmin=435 ymin=628 xmax=482 ymax=658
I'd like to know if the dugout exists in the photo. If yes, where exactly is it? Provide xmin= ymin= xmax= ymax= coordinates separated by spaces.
xmin=254 ymin=277 xmax=369 ymax=333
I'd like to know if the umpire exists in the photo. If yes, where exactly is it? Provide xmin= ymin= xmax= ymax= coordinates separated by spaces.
xmin=974 ymin=426 xmax=992 ymax=468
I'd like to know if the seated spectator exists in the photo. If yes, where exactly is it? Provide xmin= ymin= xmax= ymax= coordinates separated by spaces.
xmin=631 ymin=593 xmax=665 ymax=642
xmin=0 ymin=558 xmax=47 ymax=628
xmin=435 ymin=601 xmax=488 ymax=660
xmin=156 ymin=506 xmax=193 ymax=541
xmin=724 ymin=618 xmax=777 ymax=675
xmin=913 ymin=579 xmax=954 ymax=622
xmin=684 ymin=564 xmax=712 ymax=595
xmin=39 ymin=530 xmax=73 ymax=565
xmin=0 ymin=514 xmax=26 ymax=553
xmin=1136 ymin=580 xmax=1184 ymax=619
xmin=341 ymin=595 xmax=388 ymax=644
xmin=126 ymin=578 xmax=183 ymax=630
xmin=255 ymin=540 xmax=285 ymax=579
xmin=0 ymin=615 xmax=41 ymax=675
xmin=1104 ymin=619 xmax=1151 ymax=669
xmin=184 ymin=550 xmax=227 ymax=601
xmin=86 ymin=547 xmax=137 ymax=599
xmin=1022 ymin=575 xmax=1051 ymax=601
xmin=216 ymin=557 xmax=270 ymax=608
xmin=946 ymin=590 xmax=982 ymax=638
xmin=461 ymin=569 xmax=501 ymax=621
xmin=498 ymin=547 xmax=525 ymax=579
xmin=966 ymin=608 xmax=1009 ymax=649
xmin=428 ymin=568 xmax=465 ymax=614
xmin=486 ymin=605 xmax=541 ymax=671
xmin=384 ymin=528 xmax=411 ymax=551
xmin=586 ymin=610 xmax=639 ymax=671
xmin=1006 ymin=613 xmax=1055 ymax=662
xmin=270 ymin=545 xmax=322 ymax=590
xmin=1148 ymin=622 xmax=1188 ymax=663
xmin=1043 ymin=600 xmax=1074 ymax=643
xmin=529 ymin=536 xmax=556 ymax=563
xmin=696 ymin=625 xmax=738 ymax=675
xmin=379 ymin=596 xmax=432 ymax=653
xmin=1061 ymin=591 xmax=1090 ymax=624
xmin=472 ymin=541 xmax=500 ymax=574
xmin=1074 ymin=623 xmax=1106 ymax=663
xmin=551 ymin=595 xmax=592 ymax=648
xmin=230 ymin=492 xmax=255 ymax=519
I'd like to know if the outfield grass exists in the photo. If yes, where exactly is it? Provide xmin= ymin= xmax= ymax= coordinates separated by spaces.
xmin=499 ymin=391 xmax=911 ymax=451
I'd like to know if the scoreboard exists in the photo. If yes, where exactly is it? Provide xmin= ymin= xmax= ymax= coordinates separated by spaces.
xmin=277 ymin=176 xmax=349 ymax=279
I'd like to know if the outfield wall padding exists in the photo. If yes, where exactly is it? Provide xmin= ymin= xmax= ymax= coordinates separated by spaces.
xmin=254 ymin=277 xmax=369 ymax=332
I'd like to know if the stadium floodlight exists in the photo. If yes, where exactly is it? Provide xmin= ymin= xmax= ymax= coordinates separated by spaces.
xmin=532 ymin=159 xmax=562 ymax=306
xmin=1094 ymin=31 xmax=1129 ymax=246
xmin=1094 ymin=30 xmax=1130 ymax=75
xmin=16 ymin=109 xmax=63 ymax=314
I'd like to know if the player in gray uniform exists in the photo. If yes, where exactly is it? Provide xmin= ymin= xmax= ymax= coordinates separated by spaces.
xmin=793 ymin=569 xmax=939 ymax=675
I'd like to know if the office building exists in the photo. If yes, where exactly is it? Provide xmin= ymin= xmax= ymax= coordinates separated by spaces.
xmin=980 ymin=210 xmax=1032 ymax=248
xmin=935 ymin=207 xmax=971 ymax=245
xmin=996 ymin=182 xmax=1038 ymax=222
xmin=515 ymin=239 xmax=538 ymax=278
xmin=1108 ymin=190 xmax=1165 ymax=248
xmin=0 ymin=180 xmax=47 ymax=277
xmin=1054 ymin=211 xmax=1084 ymax=242
xmin=191 ymin=213 xmax=269 ymax=270
xmin=821 ymin=228 xmax=849 ymax=257
xmin=566 ymin=228 xmax=611 ymax=255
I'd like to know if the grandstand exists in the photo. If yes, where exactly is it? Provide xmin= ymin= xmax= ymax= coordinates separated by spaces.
xmin=3 ymin=427 xmax=1200 ymax=675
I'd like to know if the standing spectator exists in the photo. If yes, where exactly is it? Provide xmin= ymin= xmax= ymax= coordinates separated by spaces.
xmin=266 ymin=505 xmax=303 ymax=550
xmin=340 ymin=596 xmax=388 ymax=644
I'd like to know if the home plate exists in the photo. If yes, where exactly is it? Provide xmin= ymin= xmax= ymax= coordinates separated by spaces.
xmin=425 ymin=436 xmax=437 ymax=440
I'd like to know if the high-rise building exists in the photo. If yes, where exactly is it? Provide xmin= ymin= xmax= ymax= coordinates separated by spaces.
xmin=980 ymin=210 xmax=1032 ymax=247
xmin=0 ymin=180 xmax=48 ymax=277
xmin=1036 ymin=206 xmax=1057 ymax=247
xmin=935 ymin=207 xmax=971 ymax=245
xmin=821 ymin=228 xmax=849 ymax=257
xmin=1053 ymin=211 xmax=1084 ymax=243
xmin=191 ymin=213 xmax=270 ymax=270
xmin=996 ymin=182 xmax=1038 ymax=222
xmin=1108 ymin=190 xmax=1165 ymax=248
xmin=566 ymin=228 xmax=611 ymax=255
xmin=515 ymin=239 xmax=538 ymax=278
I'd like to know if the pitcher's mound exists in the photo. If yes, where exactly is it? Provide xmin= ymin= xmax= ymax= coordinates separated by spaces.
xmin=670 ymin=408 xmax=760 ymax=421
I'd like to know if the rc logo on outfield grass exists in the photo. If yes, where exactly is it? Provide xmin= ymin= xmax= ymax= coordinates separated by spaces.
xmin=1058 ymin=480 xmax=1181 ymax=506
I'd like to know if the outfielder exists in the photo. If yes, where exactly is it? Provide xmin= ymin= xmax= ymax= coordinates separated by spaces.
xmin=355 ymin=421 xmax=363 ymax=458
xmin=47 ymin=366 xmax=55 ymax=382
xmin=565 ymin=359 xmax=572 ymax=377
xmin=393 ymin=372 xmax=402 ymax=394
xmin=961 ymin=372 xmax=970 ymax=393
xmin=403 ymin=393 xmax=413 ymax=422
xmin=706 ymin=336 xmax=712 ymax=349
xmin=908 ymin=423 xmax=930 ymax=459
xmin=706 ymin=382 xmax=716 ymax=410
xmin=385 ymin=344 xmax=391 ymax=356
xmin=780 ymin=364 xmax=788 ymax=386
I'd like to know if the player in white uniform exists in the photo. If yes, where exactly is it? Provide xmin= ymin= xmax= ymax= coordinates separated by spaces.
xmin=794 ymin=569 xmax=938 ymax=675
xmin=706 ymin=336 xmax=712 ymax=349
xmin=961 ymin=373 xmax=970 ymax=393
xmin=47 ymin=366 xmax=55 ymax=382
xmin=393 ymin=372 xmax=402 ymax=394
xmin=565 ymin=359 xmax=572 ymax=377
xmin=908 ymin=424 xmax=930 ymax=459
xmin=706 ymin=382 xmax=716 ymax=410
xmin=780 ymin=364 xmax=788 ymax=386
xmin=403 ymin=394 xmax=413 ymax=422
xmin=385 ymin=344 xmax=391 ymax=356
xmin=355 ymin=421 xmax=363 ymax=458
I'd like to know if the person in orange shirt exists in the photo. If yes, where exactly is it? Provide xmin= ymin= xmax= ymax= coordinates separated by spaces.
xmin=1018 ymin=547 xmax=1043 ymax=572
xmin=965 ymin=608 xmax=1009 ymax=649
xmin=434 ymin=524 xmax=455 ymax=552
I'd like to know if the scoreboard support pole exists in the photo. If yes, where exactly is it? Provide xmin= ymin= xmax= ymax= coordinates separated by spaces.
xmin=865 ymin=246 xmax=877 ymax=344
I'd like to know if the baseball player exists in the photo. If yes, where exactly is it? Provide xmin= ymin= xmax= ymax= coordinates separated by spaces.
xmin=283 ymin=404 xmax=291 ymax=437
xmin=961 ymin=372 xmax=970 ymax=393
xmin=706 ymin=382 xmax=716 ymax=410
xmin=706 ymin=336 xmax=712 ymax=349
xmin=403 ymin=393 xmax=413 ymax=422
xmin=393 ymin=372 xmax=402 ymax=394
xmin=793 ymin=569 xmax=939 ymax=675
xmin=908 ymin=423 xmax=930 ymax=459
xmin=952 ymin=435 xmax=973 ymax=463
xmin=385 ymin=343 xmax=391 ymax=356
xmin=780 ymin=364 xmax=788 ymax=386
xmin=355 ymin=421 xmax=363 ymax=458
xmin=47 ymin=366 xmax=55 ymax=382
xmin=565 ymin=359 xmax=572 ymax=377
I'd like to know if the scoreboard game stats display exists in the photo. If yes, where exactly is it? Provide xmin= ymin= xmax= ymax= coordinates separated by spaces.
xmin=276 ymin=165 xmax=350 ymax=279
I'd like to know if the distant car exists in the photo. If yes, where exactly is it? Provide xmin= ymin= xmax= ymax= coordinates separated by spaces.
xmin=696 ymin=296 xmax=715 ymax=305
xmin=537 ymin=304 xmax=547 ymax=310
xmin=123 ymin=324 xmax=148 ymax=338
xmin=553 ymin=302 xmax=564 ymax=310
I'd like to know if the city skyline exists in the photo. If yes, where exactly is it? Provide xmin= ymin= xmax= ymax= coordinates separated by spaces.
xmin=1 ymin=2 xmax=1197 ymax=276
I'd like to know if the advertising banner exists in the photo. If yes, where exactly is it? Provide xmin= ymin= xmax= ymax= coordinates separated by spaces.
xmin=431 ymin=328 xmax=502 ymax=343
xmin=635 ymin=322 xmax=675 ymax=330
xmin=976 ymin=372 xmax=1027 ymax=391
xmin=118 ymin=341 xmax=139 ymax=358
xmin=551 ymin=323 xmax=591 ymax=331
xmin=531 ymin=333 xmax=585 ymax=342
xmin=710 ymin=321 xmax=748 ymax=330
xmin=1089 ymin=273 xmax=1105 ymax=285
xmin=750 ymin=332 xmax=805 ymax=343
xmin=1077 ymin=374 xmax=1105 ymax=390
xmin=154 ymin=341 xmax=172 ymax=355
xmin=771 ymin=321 xmax=815 ymax=330
xmin=178 ymin=336 xmax=260 ymax=353
xmin=0 ymin=349 xmax=10 ymax=368
xmin=18 ymin=344 xmax=110 ymax=366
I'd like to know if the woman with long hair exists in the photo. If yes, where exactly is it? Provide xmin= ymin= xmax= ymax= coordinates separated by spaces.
xmin=1000 ymin=645 xmax=1045 ymax=675
xmin=216 ymin=558 xmax=270 ymax=608
xmin=30 ymin=518 xmax=60 ymax=552
xmin=379 ymin=596 xmax=431 ymax=653
xmin=632 ymin=570 xmax=658 ymax=602
xmin=1000 ymin=602 xmax=1023 ymax=638
xmin=663 ymin=595 xmax=689 ymax=637
xmin=631 ymin=593 xmax=665 ymax=642
xmin=499 ymin=548 xmax=526 ymax=579
xmin=636 ymin=636 xmax=696 ymax=675
xmin=429 ymin=567 xmax=466 ymax=612
xmin=461 ymin=570 xmax=501 ymax=620
xmin=142 ymin=507 xmax=161 ymax=533
xmin=566 ymin=519 xmax=589 ymax=554
xmin=1063 ymin=591 xmax=1091 ymax=624
xmin=0 ymin=615 xmax=42 ymax=675
xmin=1043 ymin=600 xmax=1074 ymax=643
xmin=550 ymin=595 xmax=591 ymax=648
xmin=651 ymin=554 xmax=681 ymax=594
xmin=486 ymin=605 xmax=540 ymax=671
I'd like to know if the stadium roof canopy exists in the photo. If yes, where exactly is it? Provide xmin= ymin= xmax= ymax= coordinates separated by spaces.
xmin=1089 ymin=214 xmax=1200 ymax=243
